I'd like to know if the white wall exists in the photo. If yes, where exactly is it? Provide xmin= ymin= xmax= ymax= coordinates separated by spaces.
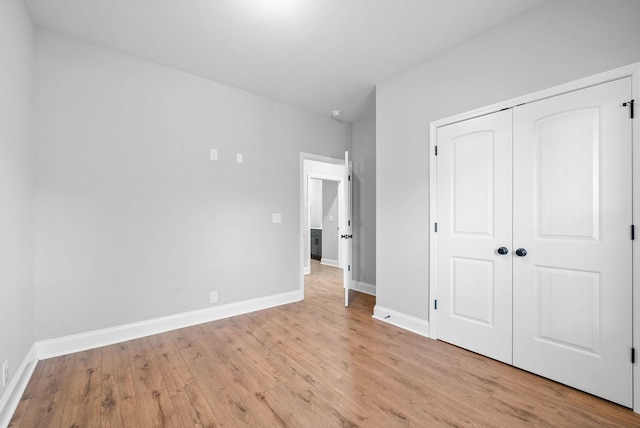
xmin=376 ymin=0 xmax=640 ymax=321
xmin=352 ymin=115 xmax=376 ymax=288
xmin=0 ymin=0 xmax=35 ymax=404
xmin=309 ymin=178 xmax=323 ymax=229
xmin=33 ymin=30 xmax=351 ymax=341
xmin=321 ymin=180 xmax=339 ymax=265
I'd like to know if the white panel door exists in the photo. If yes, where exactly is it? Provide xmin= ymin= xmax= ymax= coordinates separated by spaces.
xmin=343 ymin=151 xmax=353 ymax=307
xmin=436 ymin=110 xmax=513 ymax=364
xmin=512 ymin=78 xmax=633 ymax=407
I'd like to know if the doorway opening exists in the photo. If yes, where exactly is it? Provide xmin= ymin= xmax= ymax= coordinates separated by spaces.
xmin=308 ymin=178 xmax=341 ymax=268
xmin=300 ymin=153 xmax=346 ymax=299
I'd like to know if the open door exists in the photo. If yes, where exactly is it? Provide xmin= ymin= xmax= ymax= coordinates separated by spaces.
xmin=343 ymin=151 xmax=353 ymax=307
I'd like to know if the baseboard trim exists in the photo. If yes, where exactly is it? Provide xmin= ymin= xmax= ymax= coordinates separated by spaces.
xmin=352 ymin=281 xmax=376 ymax=296
xmin=0 ymin=344 xmax=38 ymax=428
xmin=372 ymin=305 xmax=430 ymax=338
xmin=320 ymin=258 xmax=338 ymax=267
xmin=37 ymin=289 xmax=304 ymax=360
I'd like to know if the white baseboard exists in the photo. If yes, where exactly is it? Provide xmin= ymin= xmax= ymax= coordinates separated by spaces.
xmin=37 ymin=289 xmax=303 ymax=360
xmin=0 ymin=344 xmax=38 ymax=428
xmin=320 ymin=258 xmax=338 ymax=267
xmin=304 ymin=266 xmax=310 ymax=275
xmin=372 ymin=305 xmax=430 ymax=338
xmin=352 ymin=280 xmax=376 ymax=296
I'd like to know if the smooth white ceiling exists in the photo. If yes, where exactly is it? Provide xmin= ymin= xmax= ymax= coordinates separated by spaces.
xmin=25 ymin=0 xmax=547 ymax=122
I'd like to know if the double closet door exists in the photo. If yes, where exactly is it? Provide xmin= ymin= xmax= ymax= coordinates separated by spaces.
xmin=435 ymin=78 xmax=633 ymax=407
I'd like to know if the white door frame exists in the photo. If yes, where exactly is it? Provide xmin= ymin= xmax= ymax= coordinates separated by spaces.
xmin=300 ymin=153 xmax=346 ymax=293
xmin=306 ymin=175 xmax=344 ymax=270
xmin=429 ymin=62 xmax=640 ymax=412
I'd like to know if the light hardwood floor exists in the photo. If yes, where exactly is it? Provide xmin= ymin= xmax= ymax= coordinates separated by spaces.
xmin=9 ymin=260 xmax=640 ymax=427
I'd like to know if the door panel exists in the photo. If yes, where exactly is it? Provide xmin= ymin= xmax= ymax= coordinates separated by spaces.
xmin=537 ymin=108 xmax=599 ymax=239
xmin=512 ymin=77 xmax=633 ymax=407
xmin=436 ymin=110 xmax=513 ymax=364
xmin=451 ymin=257 xmax=494 ymax=326
xmin=536 ymin=266 xmax=600 ymax=353
xmin=452 ymin=131 xmax=494 ymax=236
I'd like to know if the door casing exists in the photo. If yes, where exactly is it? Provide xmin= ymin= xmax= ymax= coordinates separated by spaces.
xmin=299 ymin=153 xmax=347 ymax=295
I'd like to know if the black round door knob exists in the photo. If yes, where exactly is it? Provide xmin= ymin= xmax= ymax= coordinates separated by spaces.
xmin=515 ymin=248 xmax=528 ymax=257
xmin=497 ymin=247 xmax=509 ymax=255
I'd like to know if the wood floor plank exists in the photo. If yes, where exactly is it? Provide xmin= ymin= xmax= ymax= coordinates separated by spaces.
xmin=224 ymin=320 xmax=295 ymax=386
xmin=6 ymin=359 xmax=46 ymax=427
xmin=9 ymin=260 xmax=640 ymax=427
xmin=207 ymin=325 xmax=282 ymax=395
xmin=148 ymin=331 xmax=221 ymax=427
xmin=100 ymin=369 xmax=140 ymax=428
xmin=101 ymin=341 xmax=132 ymax=376
xmin=127 ymin=336 xmax=181 ymax=427
xmin=12 ymin=354 xmax=76 ymax=427
xmin=170 ymin=328 xmax=269 ymax=427
xmin=59 ymin=348 xmax=102 ymax=427
xmin=257 ymin=380 xmax=360 ymax=428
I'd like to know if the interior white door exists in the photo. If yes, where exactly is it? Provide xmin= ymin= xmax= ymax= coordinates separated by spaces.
xmin=435 ymin=110 xmax=513 ymax=364
xmin=512 ymin=77 xmax=633 ymax=407
xmin=343 ymin=151 xmax=353 ymax=307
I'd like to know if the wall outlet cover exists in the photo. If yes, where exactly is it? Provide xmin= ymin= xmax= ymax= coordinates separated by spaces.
xmin=210 ymin=291 xmax=218 ymax=304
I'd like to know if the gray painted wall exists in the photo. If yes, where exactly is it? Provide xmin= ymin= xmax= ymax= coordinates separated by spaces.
xmin=321 ymin=180 xmax=339 ymax=264
xmin=309 ymin=178 xmax=323 ymax=229
xmin=376 ymin=0 xmax=640 ymax=320
xmin=33 ymin=30 xmax=351 ymax=341
xmin=352 ymin=115 xmax=376 ymax=287
xmin=0 ymin=0 xmax=35 ymax=400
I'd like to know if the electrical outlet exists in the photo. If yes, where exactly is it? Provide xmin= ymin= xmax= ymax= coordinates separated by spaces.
xmin=210 ymin=291 xmax=218 ymax=304
xmin=2 ymin=360 xmax=8 ymax=386
xmin=210 ymin=149 xmax=218 ymax=161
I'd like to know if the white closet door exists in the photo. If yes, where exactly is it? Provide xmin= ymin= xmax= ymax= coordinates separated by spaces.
xmin=435 ymin=109 xmax=513 ymax=364
xmin=512 ymin=78 xmax=633 ymax=407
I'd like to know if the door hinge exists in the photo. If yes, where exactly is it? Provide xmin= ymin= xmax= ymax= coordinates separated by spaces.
xmin=434 ymin=222 xmax=438 ymax=232
xmin=348 ymin=175 xmax=351 ymax=181
xmin=348 ymin=220 xmax=351 ymax=227
xmin=348 ymin=265 xmax=351 ymax=272
xmin=632 ymin=225 xmax=635 ymax=240
xmin=434 ymin=299 xmax=438 ymax=310
xmin=434 ymin=146 xmax=438 ymax=156
xmin=623 ymin=99 xmax=634 ymax=118
xmin=632 ymin=348 xmax=636 ymax=364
